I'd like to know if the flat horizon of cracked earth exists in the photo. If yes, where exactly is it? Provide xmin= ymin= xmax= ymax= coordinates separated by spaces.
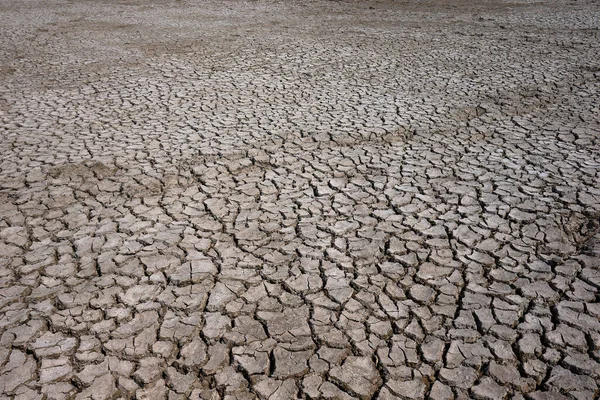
xmin=0 ymin=0 xmax=599 ymax=399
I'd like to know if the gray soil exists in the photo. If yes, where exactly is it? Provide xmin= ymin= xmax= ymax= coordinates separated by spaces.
xmin=0 ymin=0 xmax=599 ymax=399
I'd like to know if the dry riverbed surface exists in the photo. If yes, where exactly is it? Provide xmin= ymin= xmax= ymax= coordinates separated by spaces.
xmin=1 ymin=0 xmax=600 ymax=399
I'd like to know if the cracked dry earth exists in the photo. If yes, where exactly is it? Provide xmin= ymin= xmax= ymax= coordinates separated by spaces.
xmin=1 ymin=0 xmax=600 ymax=399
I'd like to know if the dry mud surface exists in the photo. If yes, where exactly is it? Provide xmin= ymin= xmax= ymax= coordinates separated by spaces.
xmin=1 ymin=0 xmax=600 ymax=399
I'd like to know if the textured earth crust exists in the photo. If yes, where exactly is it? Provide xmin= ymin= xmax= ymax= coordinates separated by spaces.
xmin=1 ymin=0 xmax=600 ymax=399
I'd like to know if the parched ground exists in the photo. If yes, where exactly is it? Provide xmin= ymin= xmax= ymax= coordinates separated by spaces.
xmin=1 ymin=0 xmax=599 ymax=398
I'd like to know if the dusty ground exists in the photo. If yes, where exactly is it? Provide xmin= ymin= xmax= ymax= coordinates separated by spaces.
xmin=1 ymin=0 xmax=600 ymax=398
